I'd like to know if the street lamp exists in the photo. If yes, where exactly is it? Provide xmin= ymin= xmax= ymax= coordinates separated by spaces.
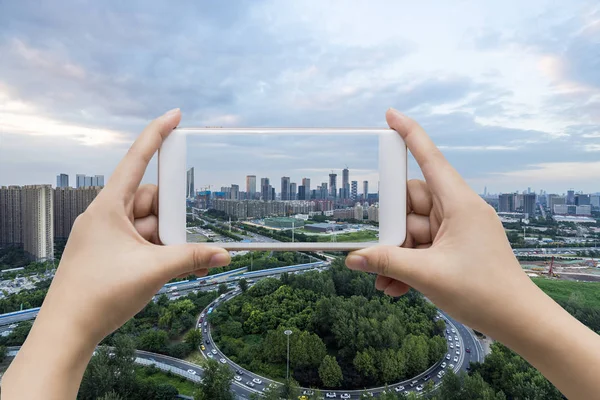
xmin=284 ymin=329 xmax=293 ymax=381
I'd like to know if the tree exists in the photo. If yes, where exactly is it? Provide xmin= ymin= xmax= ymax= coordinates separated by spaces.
xmin=195 ymin=359 xmax=234 ymax=400
xmin=238 ymin=278 xmax=248 ymax=293
xmin=319 ymin=356 xmax=343 ymax=387
xmin=97 ymin=391 xmax=123 ymax=400
xmin=137 ymin=329 xmax=168 ymax=353
xmin=0 ymin=345 xmax=6 ymax=363
xmin=280 ymin=377 xmax=301 ymax=400
xmin=354 ymin=350 xmax=377 ymax=379
xmin=185 ymin=328 xmax=203 ymax=350
xmin=218 ymin=283 xmax=228 ymax=295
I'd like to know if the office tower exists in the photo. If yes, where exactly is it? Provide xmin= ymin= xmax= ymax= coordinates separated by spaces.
xmin=363 ymin=181 xmax=368 ymax=199
xmin=483 ymin=186 xmax=487 ymax=196
xmin=84 ymin=176 xmax=92 ymax=187
xmin=54 ymin=186 xmax=102 ymax=239
xmin=56 ymin=174 xmax=69 ymax=188
xmin=0 ymin=186 xmax=23 ymax=246
xmin=320 ymin=183 xmax=328 ymax=200
xmin=354 ymin=203 xmax=364 ymax=220
xmin=92 ymin=175 xmax=104 ymax=187
xmin=329 ymin=173 xmax=337 ymax=198
xmin=246 ymin=175 xmax=256 ymax=198
xmin=290 ymin=183 xmax=297 ymax=200
xmin=231 ymin=184 xmax=239 ymax=200
xmin=271 ymin=187 xmax=275 ymax=202
xmin=21 ymin=185 xmax=54 ymax=260
xmin=302 ymin=178 xmax=311 ymax=199
xmin=591 ymin=194 xmax=600 ymax=209
xmin=498 ymin=193 xmax=516 ymax=212
xmin=186 ymin=168 xmax=195 ymax=198
xmin=261 ymin=178 xmax=270 ymax=201
xmin=298 ymin=185 xmax=306 ymax=200
xmin=351 ymin=181 xmax=358 ymax=201
xmin=76 ymin=174 xmax=86 ymax=188
xmin=310 ymin=189 xmax=317 ymax=200
xmin=281 ymin=177 xmax=291 ymax=201
xmin=575 ymin=194 xmax=591 ymax=206
xmin=548 ymin=195 xmax=566 ymax=213
xmin=342 ymin=168 xmax=350 ymax=199
xmin=523 ymin=193 xmax=536 ymax=217
xmin=567 ymin=190 xmax=575 ymax=205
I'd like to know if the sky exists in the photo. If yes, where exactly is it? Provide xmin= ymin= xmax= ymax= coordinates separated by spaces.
xmin=0 ymin=0 xmax=599 ymax=194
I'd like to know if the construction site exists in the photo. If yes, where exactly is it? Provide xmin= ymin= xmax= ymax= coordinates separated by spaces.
xmin=521 ymin=256 xmax=600 ymax=282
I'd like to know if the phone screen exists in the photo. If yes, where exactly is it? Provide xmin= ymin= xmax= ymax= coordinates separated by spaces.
xmin=184 ymin=130 xmax=380 ymax=246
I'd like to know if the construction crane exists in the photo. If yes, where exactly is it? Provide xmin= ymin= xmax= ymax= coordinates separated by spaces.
xmin=548 ymin=256 xmax=560 ymax=278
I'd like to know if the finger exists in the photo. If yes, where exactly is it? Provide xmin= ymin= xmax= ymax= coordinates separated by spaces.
xmin=134 ymin=215 xmax=160 ymax=244
xmin=407 ymin=180 xmax=432 ymax=216
xmin=383 ymin=280 xmax=411 ymax=297
xmin=406 ymin=213 xmax=432 ymax=246
xmin=154 ymin=244 xmax=231 ymax=279
xmin=133 ymin=184 xmax=158 ymax=219
xmin=107 ymin=108 xmax=181 ymax=199
xmin=386 ymin=108 xmax=468 ymax=200
xmin=346 ymin=245 xmax=430 ymax=286
xmin=375 ymin=275 xmax=393 ymax=291
xmin=194 ymin=269 xmax=208 ymax=278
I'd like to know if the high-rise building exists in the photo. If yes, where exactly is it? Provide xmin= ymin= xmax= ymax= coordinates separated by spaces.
xmin=354 ymin=203 xmax=364 ymax=220
xmin=186 ymin=168 xmax=195 ymax=198
xmin=76 ymin=174 xmax=105 ymax=189
xmin=351 ymin=181 xmax=358 ymax=201
xmin=363 ymin=181 xmax=368 ymax=199
xmin=342 ymin=168 xmax=350 ymax=199
xmin=261 ymin=178 xmax=270 ymax=201
xmin=281 ymin=177 xmax=291 ymax=201
xmin=21 ymin=185 xmax=54 ymax=260
xmin=329 ymin=174 xmax=337 ymax=198
xmin=0 ymin=186 xmax=23 ymax=246
xmin=92 ymin=175 xmax=104 ymax=187
xmin=302 ymin=178 xmax=311 ymax=200
xmin=290 ymin=183 xmax=297 ymax=201
xmin=498 ymin=193 xmax=516 ymax=212
xmin=246 ymin=175 xmax=256 ymax=199
xmin=54 ymin=186 xmax=102 ymax=239
xmin=76 ymin=174 xmax=86 ymax=188
xmin=548 ymin=195 xmax=566 ymax=213
xmin=56 ymin=174 xmax=69 ymax=188
xmin=567 ymin=190 xmax=575 ymax=205
xmin=231 ymin=184 xmax=239 ymax=200
xmin=575 ymin=194 xmax=590 ymax=206
xmin=591 ymin=194 xmax=600 ymax=209
xmin=523 ymin=193 xmax=536 ymax=217
xmin=298 ymin=185 xmax=306 ymax=200
xmin=271 ymin=187 xmax=275 ymax=202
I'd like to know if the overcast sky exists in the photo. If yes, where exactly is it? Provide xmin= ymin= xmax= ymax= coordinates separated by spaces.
xmin=1 ymin=1 xmax=599 ymax=194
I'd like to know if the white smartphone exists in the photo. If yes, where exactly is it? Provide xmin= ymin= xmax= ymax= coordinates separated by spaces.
xmin=158 ymin=128 xmax=406 ymax=251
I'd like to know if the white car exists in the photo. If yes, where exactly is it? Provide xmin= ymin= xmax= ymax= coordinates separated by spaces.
xmin=446 ymin=354 xmax=451 ymax=360
xmin=212 ymin=349 xmax=217 ymax=355
xmin=253 ymin=378 xmax=262 ymax=384
xmin=325 ymin=393 xmax=337 ymax=398
xmin=220 ymin=358 xmax=227 ymax=364
xmin=207 ymin=353 xmax=213 ymax=358
xmin=246 ymin=381 xmax=255 ymax=387
xmin=454 ymin=336 xmax=459 ymax=341
xmin=234 ymin=375 xmax=242 ymax=382
xmin=187 ymin=369 xmax=196 ymax=375
xmin=456 ymin=343 xmax=461 ymax=348
xmin=454 ymin=356 xmax=459 ymax=363
xmin=416 ymin=385 xmax=424 ymax=391
xmin=395 ymin=386 xmax=405 ymax=392
xmin=451 ymin=328 xmax=456 ymax=333
xmin=441 ymin=362 xmax=447 ymax=368
xmin=340 ymin=395 xmax=350 ymax=399
xmin=448 ymin=363 xmax=455 ymax=369
xmin=456 ymin=350 xmax=460 ymax=355
xmin=450 ymin=344 xmax=454 ymax=349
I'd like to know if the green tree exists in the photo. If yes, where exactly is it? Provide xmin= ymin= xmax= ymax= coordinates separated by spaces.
xmin=185 ymin=328 xmax=203 ymax=350
xmin=354 ymin=350 xmax=377 ymax=378
xmin=195 ymin=359 xmax=234 ymax=400
xmin=218 ymin=283 xmax=228 ymax=295
xmin=0 ymin=345 xmax=6 ymax=363
xmin=281 ymin=377 xmax=301 ymax=399
xmin=137 ymin=329 xmax=168 ymax=353
xmin=319 ymin=355 xmax=343 ymax=387
xmin=96 ymin=391 xmax=123 ymax=400
xmin=238 ymin=278 xmax=249 ymax=292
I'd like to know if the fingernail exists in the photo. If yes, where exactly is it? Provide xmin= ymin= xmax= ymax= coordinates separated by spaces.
xmin=163 ymin=108 xmax=180 ymax=118
xmin=346 ymin=255 xmax=367 ymax=270
xmin=209 ymin=252 xmax=230 ymax=268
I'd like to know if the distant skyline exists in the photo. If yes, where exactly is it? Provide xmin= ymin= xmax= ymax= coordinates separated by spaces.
xmin=1 ymin=1 xmax=599 ymax=192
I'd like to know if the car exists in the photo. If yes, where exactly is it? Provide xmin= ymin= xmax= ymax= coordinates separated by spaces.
xmin=207 ymin=353 xmax=213 ymax=358
xmin=205 ymin=339 xmax=210 ymax=344
xmin=448 ymin=336 xmax=452 ymax=341
xmin=441 ymin=362 xmax=447 ymax=368
xmin=246 ymin=381 xmax=255 ymax=387
xmin=456 ymin=343 xmax=461 ymax=348
xmin=204 ymin=329 xmax=207 ymax=333
xmin=466 ymin=348 xmax=471 ymax=353
xmin=450 ymin=344 xmax=454 ymax=349
xmin=423 ymin=375 xmax=430 ymax=381
xmin=446 ymin=354 xmax=451 ymax=360
xmin=303 ymin=390 xmax=315 ymax=395
xmin=451 ymin=328 xmax=456 ymax=333
xmin=456 ymin=350 xmax=460 ymax=355
xmin=449 ymin=364 xmax=454 ymax=369
xmin=8 ymin=324 xmax=17 ymax=329
xmin=187 ymin=369 xmax=196 ymax=375
xmin=340 ymin=394 xmax=350 ymax=399
xmin=299 ymin=396 xmax=309 ymax=400
xmin=200 ymin=345 xmax=206 ymax=351
xmin=253 ymin=378 xmax=262 ymax=384
xmin=220 ymin=358 xmax=227 ymax=364
xmin=211 ymin=349 xmax=217 ymax=355
xmin=410 ymin=380 xmax=418 ymax=387
xmin=416 ymin=385 xmax=424 ymax=391
xmin=234 ymin=375 xmax=242 ymax=382
xmin=454 ymin=356 xmax=459 ymax=362
xmin=445 ymin=329 xmax=449 ymax=334
xmin=454 ymin=336 xmax=459 ymax=341
xmin=325 ymin=393 xmax=337 ymax=398
xmin=236 ymin=369 xmax=245 ymax=375
xmin=204 ymin=321 xmax=207 ymax=327
xmin=394 ymin=385 xmax=405 ymax=392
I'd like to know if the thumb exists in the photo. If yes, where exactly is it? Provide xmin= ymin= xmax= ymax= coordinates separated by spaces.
xmin=345 ymin=245 xmax=430 ymax=287
xmin=153 ymin=244 xmax=231 ymax=279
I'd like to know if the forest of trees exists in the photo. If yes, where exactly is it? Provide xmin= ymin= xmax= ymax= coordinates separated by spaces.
xmin=210 ymin=260 xmax=446 ymax=389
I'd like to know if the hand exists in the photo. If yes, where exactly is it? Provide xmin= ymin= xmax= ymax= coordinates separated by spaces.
xmin=345 ymin=108 xmax=536 ymax=336
xmin=2 ymin=109 xmax=231 ymax=399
